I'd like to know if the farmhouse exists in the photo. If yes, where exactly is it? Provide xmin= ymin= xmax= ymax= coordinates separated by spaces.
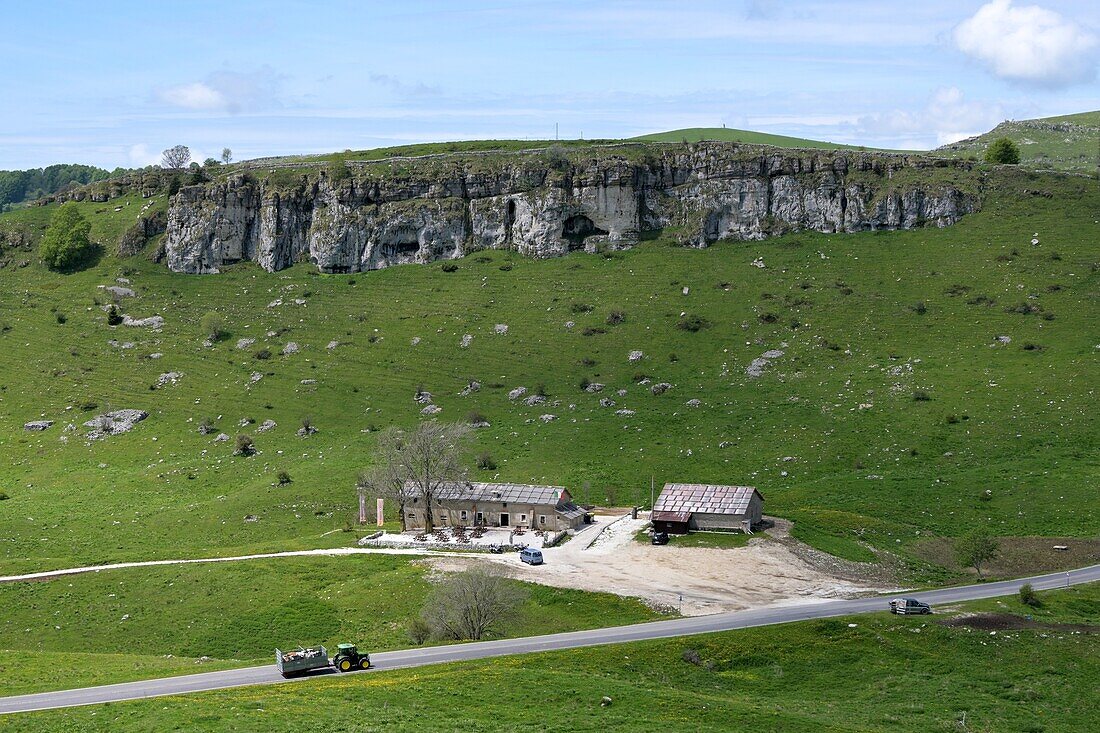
xmin=404 ymin=481 xmax=587 ymax=532
xmin=651 ymin=483 xmax=764 ymax=534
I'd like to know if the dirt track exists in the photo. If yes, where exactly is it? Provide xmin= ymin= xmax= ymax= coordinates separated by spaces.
xmin=429 ymin=515 xmax=896 ymax=615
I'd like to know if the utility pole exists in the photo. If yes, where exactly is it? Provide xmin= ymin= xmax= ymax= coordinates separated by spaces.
xmin=555 ymin=122 xmax=559 ymax=141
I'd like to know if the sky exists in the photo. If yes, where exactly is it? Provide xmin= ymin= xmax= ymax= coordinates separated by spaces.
xmin=1 ymin=0 xmax=1097 ymax=169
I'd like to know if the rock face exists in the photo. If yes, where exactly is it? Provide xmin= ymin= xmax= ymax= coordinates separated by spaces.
xmin=165 ymin=143 xmax=981 ymax=274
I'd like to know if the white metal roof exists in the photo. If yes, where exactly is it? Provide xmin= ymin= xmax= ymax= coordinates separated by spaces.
xmin=408 ymin=481 xmax=568 ymax=506
xmin=653 ymin=483 xmax=761 ymax=516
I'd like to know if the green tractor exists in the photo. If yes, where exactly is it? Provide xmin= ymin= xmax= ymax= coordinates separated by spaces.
xmin=332 ymin=643 xmax=371 ymax=672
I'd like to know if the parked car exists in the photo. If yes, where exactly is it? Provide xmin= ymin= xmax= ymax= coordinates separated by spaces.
xmin=519 ymin=547 xmax=544 ymax=565
xmin=651 ymin=531 xmax=670 ymax=545
xmin=889 ymin=597 xmax=932 ymax=615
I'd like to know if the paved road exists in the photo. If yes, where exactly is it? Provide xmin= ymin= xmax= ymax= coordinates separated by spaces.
xmin=2 ymin=564 xmax=1096 ymax=715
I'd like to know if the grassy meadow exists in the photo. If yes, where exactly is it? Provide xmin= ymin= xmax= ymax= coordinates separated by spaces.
xmin=0 ymin=167 xmax=1096 ymax=578
xmin=631 ymin=126 xmax=898 ymax=151
xmin=5 ymin=583 xmax=1096 ymax=732
xmin=0 ymin=555 xmax=660 ymax=695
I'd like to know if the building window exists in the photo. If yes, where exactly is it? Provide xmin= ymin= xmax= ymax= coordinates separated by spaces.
xmin=539 ymin=515 xmax=546 ymax=526
xmin=460 ymin=510 xmax=468 ymax=521
xmin=476 ymin=511 xmax=484 ymax=524
xmin=519 ymin=514 xmax=527 ymax=523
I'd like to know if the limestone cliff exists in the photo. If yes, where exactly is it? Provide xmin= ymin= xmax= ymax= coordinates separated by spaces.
xmin=164 ymin=143 xmax=981 ymax=274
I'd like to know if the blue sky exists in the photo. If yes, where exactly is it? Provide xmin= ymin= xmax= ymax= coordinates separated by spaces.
xmin=2 ymin=0 xmax=1097 ymax=169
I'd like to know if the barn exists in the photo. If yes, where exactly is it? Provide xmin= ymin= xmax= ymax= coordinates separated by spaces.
xmin=651 ymin=483 xmax=764 ymax=534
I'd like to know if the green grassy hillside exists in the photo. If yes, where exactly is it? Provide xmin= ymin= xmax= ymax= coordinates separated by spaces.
xmin=0 ymin=167 xmax=1096 ymax=579
xmin=630 ymin=127 xmax=895 ymax=151
xmin=935 ymin=111 xmax=1100 ymax=172
xmin=7 ymin=583 xmax=1097 ymax=732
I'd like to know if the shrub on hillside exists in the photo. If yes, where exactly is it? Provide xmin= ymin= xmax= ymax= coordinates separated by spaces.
xmin=984 ymin=137 xmax=1020 ymax=165
xmin=106 ymin=305 xmax=123 ymax=326
xmin=277 ymin=470 xmax=293 ymax=485
xmin=677 ymin=314 xmax=710 ymax=332
xmin=200 ymin=311 xmax=226 ymax=341
xmin=476 ymin=452 xmax=497 ymax=471
xmin=1018 ymin=583 xmax=1040 ymax=607
xmin=234 ymin=434 xmax=256 ymax=456
xmin=39 ymin=203 xmax=95 ymax=271
xmin=606 ymin=309 xmax=625 ymax=325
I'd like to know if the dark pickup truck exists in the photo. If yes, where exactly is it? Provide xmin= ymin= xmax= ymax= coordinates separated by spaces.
xmin=889 ymin=597 xmax=932 ymax=615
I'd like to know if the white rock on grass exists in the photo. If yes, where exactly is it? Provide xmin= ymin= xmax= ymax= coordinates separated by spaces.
xmin=236 ymin=338 xmax=256 ymax=350
xmin=584 ymin=383 xmax=605 ymax=393
xmin=249 ymin=372 xmax=264 ymax=384
xmin=214 ymin=433 xmax=230 ymax=442
xmin=257 ymin=419 xmax=277 ymax=432
xmin=459 ymin=381 xmax=480 ymax=396
xmin=747 ymin=348 xmax=784 ymax=378
xmin=460 ymin=334 xmax=474 ymax=348
xmin=599 ymin=398 xmax=616 ymax=408
xmin=327 ymin=340 xmax=340 ymax=350
xmin=410 ymin=337 xmax=422 ymax=346
xmin=685 ymin=399 xmax=701 ymax=407
xmin=122 ymin=315 xmax=164 ymax=329
xmin=615 ymin=409 xmax=635 ymax=416
xmin=83 ymin=410 xmax=148 ymax=440
xmin=24 ymin=421 xmax=53 ymax=431
xmin=414 ymin=390 xmax=433 ymax=404
xmin=650 ymin=382 xmax=672 ymax=395
xmin=628 ymin=350 xmax=644 ymax=362
xmin=421 ymin=404 xmax=442 ymax=415
xmin=100 ymin=285 xmax=136 ymax=298
xmin=523 ymin=395 xmax=546 ymax=406
xmin=508 ymin=387 xmax=527 ymax=400
xmin=156 ymin=372 xmax=183 ymax=387
xmin=149 ymin=352 xmax=163 ymax=359
xmin=282 ymin=342 xmax=300 ymax=355
xmin=493 ymin=324 xmax=508 ymax=335
xmin=539 ymin=414 xmax=556 ymax=422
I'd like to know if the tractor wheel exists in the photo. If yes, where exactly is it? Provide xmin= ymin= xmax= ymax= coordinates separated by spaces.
xmin=338 ymin=658 xmax=352 ymax=672
xmin=359 ymin=657 xmax=371 ymax=670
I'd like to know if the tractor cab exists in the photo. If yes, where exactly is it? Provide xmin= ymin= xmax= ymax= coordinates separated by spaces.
xmin=332 ymin=643 xmax=371 ymax=672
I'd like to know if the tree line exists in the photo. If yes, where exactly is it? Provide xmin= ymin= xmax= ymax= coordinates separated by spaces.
xmin=0 ymin=164 xmax=121 ymax=210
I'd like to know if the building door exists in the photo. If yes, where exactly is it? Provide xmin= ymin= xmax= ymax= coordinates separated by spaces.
xmin=499 ymin=513 xmax=509 ymax=527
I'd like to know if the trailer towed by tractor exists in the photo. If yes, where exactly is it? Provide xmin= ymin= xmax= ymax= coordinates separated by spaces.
xmin=275 ymin=643 xmax=371 ymax=677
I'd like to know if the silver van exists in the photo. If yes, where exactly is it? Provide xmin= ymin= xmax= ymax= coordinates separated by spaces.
xmin=519 ymin=548 xmax=544 ymax=565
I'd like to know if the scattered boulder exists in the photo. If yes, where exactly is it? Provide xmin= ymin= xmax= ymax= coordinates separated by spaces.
xmin=493 ymin=324 xmax=509 ymax=335
xmin=523 ymin=395 xmax=546 ymax=406
xmin=685 ymin=399 xmax=701 ymax=407
xmin=100 ymin=285 xmax=136 ymax=298
xmin=460 ymin=334 xmax=473 ymax=348
xmin=297 ymin=425 xmax=319 ymax=437
xmin=156 ymin=372 xmax=182 ymax=387
xmin=421 ymin=404 xmax=443 ymax=416
xmin=747 ymin=348 xmax=784 ymax=378
xmin=410 ymin=337 xmax=421 ymax=346
xmin=300 ymin=379 xmax=317 ymax=385
xmin=327 ymin=340 xmax=340 ymax=350
xmin=83 ymin=409 xmax=148 ymax=440
xmin=599 ymin=398 xmax=616 ymax=408
xmin=257 ymin=419 xmax=277 ymax=433
xmin=459 ymin=381 xmax=481 ymax=396
xmin=236 ymin=338 xmax=256 ymax=350
xmin=628 ymin=350 xmax=644 ymax=362
xmin=24 ymin=420 xmax=53 ymax=431
xmin=616 ymin=409 xmax=636 ymax=416
xmin=414 ymin=390 xmax=433 ymax=404
xmin=214 ymin=433 xmax=230 ymax=442
xmin=122 ymin=314 xmax=164 ymax=329
xmin=508 ymin=387 xmax=527 ymax=400
xmin=282 ymin=342 xmax=299 ymax=355
xmin=584 ymin=383 xmax=605 ymax=393
xmin=539 ymin=414 xmax=557 ymax=422
xmin=650 ymin=382 xmax=672 ymax=395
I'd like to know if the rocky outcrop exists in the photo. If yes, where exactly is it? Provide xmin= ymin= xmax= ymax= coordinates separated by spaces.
xmin=165 ymin=143 xmax=981 ymax=274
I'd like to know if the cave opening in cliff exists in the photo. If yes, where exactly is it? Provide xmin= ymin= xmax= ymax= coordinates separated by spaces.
xmin=504 ymin=200 xmax=516 ymax=243
xmin=561 ymin=214 xmax=608 ymax=250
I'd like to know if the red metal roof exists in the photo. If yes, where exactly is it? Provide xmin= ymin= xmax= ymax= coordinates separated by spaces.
xmin=652 ymin=510 xmax=692 ymax=523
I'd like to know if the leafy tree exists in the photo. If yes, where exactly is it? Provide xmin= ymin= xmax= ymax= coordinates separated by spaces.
xmin=221 ymin=148 xmax=233 ymax=165
xmin=161 ymin=145 xmax=191 ymax=170
xmin=984 ymin=137 xmax=1020 ymax=165
xmin=39 ymin=202 xmax=94 ymax=270
xmin=199 ymin=311 xmax=226 ymax=341
xmin=955 ymin=528 xmax=999 ymax=579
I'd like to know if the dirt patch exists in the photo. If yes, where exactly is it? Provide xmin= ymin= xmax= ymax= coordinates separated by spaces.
xmin=914 ymin=536 xmax=1100 ymax=580
xmin=424 ymin=514 xmax=895 ymax=616
xmin=767 ymin=517 xmax=899 ymax=586
xmin=940 ymin=612 xmax=1097 ymax=634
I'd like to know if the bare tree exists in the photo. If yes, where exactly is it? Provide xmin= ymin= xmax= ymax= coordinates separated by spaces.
xmin=161 ymin=145 xmax=191 ymax=170
xmin=420 ymin=567 xmax=526 ymax=641
xmin=221 ymin=147 xmax=232 ymax=165
xmin=362 ymin=421 xmax=471 ymax=532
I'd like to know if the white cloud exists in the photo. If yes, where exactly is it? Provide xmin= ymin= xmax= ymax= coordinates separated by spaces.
xmin=954 ymin=0 xmax=1098 ymax=88
xmin=127 ymin=143 xmax=161 ymax=166
xmin=158 ymin=82 xmax=227 ymax=111
xmin=156 ymin=67 xmax=283 ymax=113
xmin=855 ymin=87 xmax=1005 ymax=148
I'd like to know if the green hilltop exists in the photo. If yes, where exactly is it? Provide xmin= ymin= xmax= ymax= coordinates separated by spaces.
xmin=630 ymin=126 xmax=897 ymax=151
xmin=935 ymin=110 xmax=1100 ymax=172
